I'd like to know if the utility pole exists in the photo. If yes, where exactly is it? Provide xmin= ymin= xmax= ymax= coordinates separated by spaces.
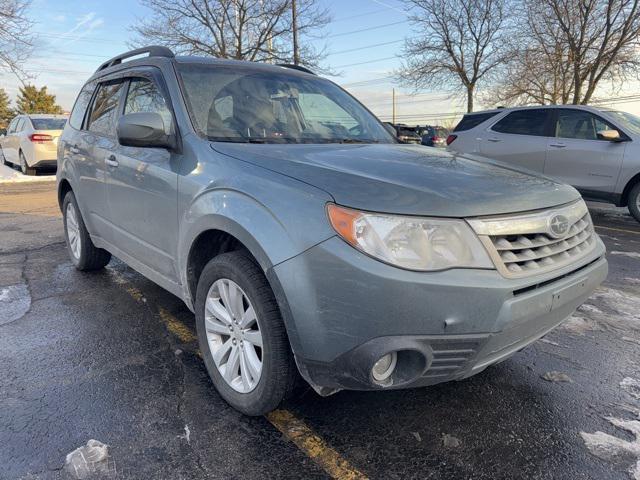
xmin=392 ymin=88 xmax=396 ymax=124
xmin=292 ymin=0 xmax=300 ymax=65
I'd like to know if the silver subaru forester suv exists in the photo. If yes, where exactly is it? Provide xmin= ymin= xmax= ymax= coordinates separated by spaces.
xmin=57 ymin=47 xmax=607 ymax=415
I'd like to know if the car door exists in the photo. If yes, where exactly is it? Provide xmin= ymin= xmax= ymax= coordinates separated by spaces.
xmin=544 ymin=108 xmax=626 ymax=196
xmin=1 ymin=118 xmax=19 ymax=163
xmin=479 ymin=109 xmax=553 ymax=172
xmin=9 ymin=118 xmax=26 ymax=164
xmin=106 ymin=73 xmax=179 ymax=281
xmin=80 ymin=79 xmax=126 ymax=242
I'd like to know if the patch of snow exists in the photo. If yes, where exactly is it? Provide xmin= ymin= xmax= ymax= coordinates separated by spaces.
xmin=591 ymin=287 xmax=640 ymax=331
xmin=581 ymin=413 xmax=640 ymax=480
xmin=64 ymin=439 xmax=116 ymax=479
xmin=0 ymin=283 xmax=31 ymax=326
xmin=623 ymin=337 xmax=640 ymax=346
xmin=178 ymin=425 xmax=191 ymax=444
xmin=560 ymin=315 xmax=602 ymax=335
xmin=611 ymin=251 xmax=640 ymax=260
xmin=0 ymin=163 xmax=56 ymax=183
xmin=442 ymin=433 xmax=461 ymax=448
xmin=411 ymin=431 xmax=422 ymax=442
xmin=621 ymin=378 xmax=640 ymax=401
xmin=541 ymin=371 xmax=573 ymax=383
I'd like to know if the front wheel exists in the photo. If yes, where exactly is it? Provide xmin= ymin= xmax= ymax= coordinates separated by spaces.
xmin=62 ymin=191 xmax=111 ymax=270
xmin=19 ymin=151 xmax=36 ymax=176
xmin=195 ymin=251 xmax=297 ymax=415
xmin=628 ymin=182 xmax=640 ymax=223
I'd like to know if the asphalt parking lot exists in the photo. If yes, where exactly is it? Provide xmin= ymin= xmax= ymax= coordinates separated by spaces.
xmin=1 ymin=181 xmax=639 ymax=480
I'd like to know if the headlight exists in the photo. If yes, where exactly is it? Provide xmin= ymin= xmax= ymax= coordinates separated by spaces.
xmin=327 ymin=204 xmax=493 ymax=271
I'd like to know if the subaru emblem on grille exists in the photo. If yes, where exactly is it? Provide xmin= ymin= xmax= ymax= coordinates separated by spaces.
xmin=548 ymin=214 xmax=570 ymax=238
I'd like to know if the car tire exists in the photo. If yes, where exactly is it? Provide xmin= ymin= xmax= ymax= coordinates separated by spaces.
xmin=195 ymin=251 xmax=297 ymax=416
xmin=19 ymin=151 xmax=36 ymax=176
xmin=62 ymin=191 xmax=111 ymax=271
xmin=628 ymin=182 xmax=640 ymax=223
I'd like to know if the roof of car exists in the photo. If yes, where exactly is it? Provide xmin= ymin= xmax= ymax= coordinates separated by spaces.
xmin=465 ymin=104 xmax=604 ymax=116
xmin=89 ymin=46 xmax=318 ymax=82
xmin=28 ymin=114 xmax=68 ymax=118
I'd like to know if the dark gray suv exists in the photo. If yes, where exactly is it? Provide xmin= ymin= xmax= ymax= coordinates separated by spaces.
xmin=57 ymin=47 xmax=607 ymax=415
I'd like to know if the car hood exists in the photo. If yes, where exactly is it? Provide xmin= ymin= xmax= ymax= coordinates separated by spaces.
xmin=211 ymin=143 xmax=580 ymax=217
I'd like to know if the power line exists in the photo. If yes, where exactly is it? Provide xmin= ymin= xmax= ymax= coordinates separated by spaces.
xmin=334 ymin=56 xmax=397 ymax=69
xmin=328 ymin=39 xmax=403 ymax=56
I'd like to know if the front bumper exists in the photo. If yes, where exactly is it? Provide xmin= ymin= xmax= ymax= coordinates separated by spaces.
xmin=270 ymin=235 xmax=607 ymax=394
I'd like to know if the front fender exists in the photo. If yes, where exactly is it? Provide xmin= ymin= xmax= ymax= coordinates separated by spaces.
xmin=177 ymin=184 xmax=334 ymax=305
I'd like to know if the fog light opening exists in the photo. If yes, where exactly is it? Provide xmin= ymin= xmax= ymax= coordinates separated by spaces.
xmin=371 ymin=352 xmax=398 ymax=385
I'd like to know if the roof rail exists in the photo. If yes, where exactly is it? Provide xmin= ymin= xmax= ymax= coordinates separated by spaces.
xmin=276 ymin=63 xmax=316 ymax=75
xmin=95 ymin=46 xmax=174 ymax=73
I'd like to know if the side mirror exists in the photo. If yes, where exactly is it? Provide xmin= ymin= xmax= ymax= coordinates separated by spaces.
xmin=117 ymin=112 xmax=174 ymax=149
xmin=597 ymin=129 xmax=622 ymax=142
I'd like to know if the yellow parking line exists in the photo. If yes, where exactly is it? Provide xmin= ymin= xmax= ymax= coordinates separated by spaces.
xmin=113 ymin=272 xmax=365 ymax=479
xmin=158 ymin=307 xmax=198 ymax=343
xmin=595 ymin=225 xmax=640 ymax=235
xmin=266 ymin=409 xmax=368 ymax=480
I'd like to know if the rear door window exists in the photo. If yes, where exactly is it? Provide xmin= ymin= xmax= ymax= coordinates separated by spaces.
xmin=555 ymin=109 xmax=618 ymax=141
xmin=87 ymin=81 xmax=125 ymax=137
xmin=491 ymin=109 xmax=551 ymax=136
xmin=69 ymin=83 xmax=95 ymax=130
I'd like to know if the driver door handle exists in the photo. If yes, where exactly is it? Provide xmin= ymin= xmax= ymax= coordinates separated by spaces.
xmin=487 ymin=137 xmax=501 ymax=143
xmin=105 ymin=155 xmax=119 ymax=168
xmin=549 ymin=143 xmax=566 ymax=148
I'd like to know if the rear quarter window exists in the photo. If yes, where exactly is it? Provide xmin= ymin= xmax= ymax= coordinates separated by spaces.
xmin=453 ymin=112 xmax=500 ymax=132
xmin=69 ymin=82 xmax=96 ymax=130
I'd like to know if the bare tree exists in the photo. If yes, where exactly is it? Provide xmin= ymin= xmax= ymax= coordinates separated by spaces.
xmin=490 ymin=0 xmax=640 ymax=106
xmin=0 ymin=0 xmax=34 ymax=79
xmin=130 ymin=0 xmax=330 ymax=68
xmin=398 ymin=0 xmax=513 ymax=112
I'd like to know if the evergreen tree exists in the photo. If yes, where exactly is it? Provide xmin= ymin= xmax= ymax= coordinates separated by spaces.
xmin=15 ymin=85 xmax=63 ymax=114
xmin=0 ymin=88 xmax=13 ymax=128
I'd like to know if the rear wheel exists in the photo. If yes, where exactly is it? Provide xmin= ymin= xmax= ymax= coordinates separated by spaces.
xmin=63 ymin=191 xmax=111 ymax=271
xmin=19 ymin=151 xmax=36 ymax=176
xmin=195 ymin=251 xmax=297 ymax=415
xmin=628 ymin=182 xmax=640 ymax=223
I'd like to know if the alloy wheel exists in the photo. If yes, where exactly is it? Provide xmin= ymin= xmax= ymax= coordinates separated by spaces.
xmin=205 ymin=278 xmax=263 ymax=393
xmin=65 ymin=203 xmax=81 ymax=259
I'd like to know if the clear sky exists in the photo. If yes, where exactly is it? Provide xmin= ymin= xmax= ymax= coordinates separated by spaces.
xmin=2 ymin=0 xmax=639 ymax=125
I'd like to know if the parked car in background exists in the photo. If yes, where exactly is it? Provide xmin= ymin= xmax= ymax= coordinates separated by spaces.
xmin=420 ymin=125 xmax=449 ymax=147
xmin=391 ymin=124 xmax=421 ymax=144
xmin=59 ymin=47 xmax=607 ymax=416
xmin=448 ymin=105 xmax=640 ymax=222
xmin=0 ymin=114 xmax=67 ymax=175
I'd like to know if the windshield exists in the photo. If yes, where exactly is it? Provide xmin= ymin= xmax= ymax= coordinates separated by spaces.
xmin=30 ymin=118 xmax=66 ymax=130
xmin=604 ymin=110 xmax=640 ymax=136
xmin=177 ymin=64 xmax=395 ymax=144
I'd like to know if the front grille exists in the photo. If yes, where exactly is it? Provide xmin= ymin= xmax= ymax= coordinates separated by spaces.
xmin=491 ymin=212 xmax=595 ymax=275
xmin=467 ymin=201 xmax=597 ymax=278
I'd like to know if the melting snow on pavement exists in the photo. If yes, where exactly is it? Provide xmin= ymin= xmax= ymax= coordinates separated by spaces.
xmin=0 ymin=284 xmax=31 ymax=325
xmin=581 ymin=405 xmax=640 ymax=480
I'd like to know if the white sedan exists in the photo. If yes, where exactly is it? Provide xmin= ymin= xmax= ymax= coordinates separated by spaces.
xmin=1 ymin=114 xmax=67 ymax=175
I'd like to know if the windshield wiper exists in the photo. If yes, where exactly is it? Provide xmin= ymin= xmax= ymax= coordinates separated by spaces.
xmin=336 ymin=138 xmax=379 ymax=144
